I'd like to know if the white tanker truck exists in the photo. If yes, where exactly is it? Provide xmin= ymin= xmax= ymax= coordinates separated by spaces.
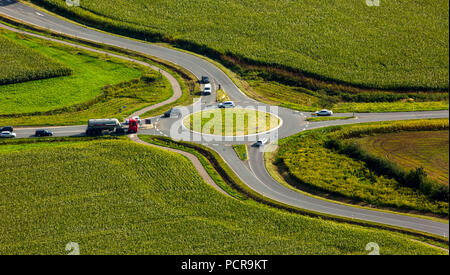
xmin=85 ymin=118 xmax=138 ymax=136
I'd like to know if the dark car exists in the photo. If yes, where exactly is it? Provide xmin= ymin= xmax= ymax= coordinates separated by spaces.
xmin=0 ymin=126 xmax=13 ymax=132
xmin=201 ymin=76 xmax=210 ymax=84
xmin=35 ymin=129 xmax=53 ymax=137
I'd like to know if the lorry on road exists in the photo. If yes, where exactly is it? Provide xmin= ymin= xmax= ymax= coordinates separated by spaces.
xmin=85 ymin=118 xmax=138 ymax=136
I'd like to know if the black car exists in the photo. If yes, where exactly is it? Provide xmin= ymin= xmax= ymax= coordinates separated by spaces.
xmin=0 ymin=126 xmax=13 ymax=132
xmin=201 ymin=76 xmax=210 ymax=84
xmin=35 ymin=129 xmax=53 ymax=137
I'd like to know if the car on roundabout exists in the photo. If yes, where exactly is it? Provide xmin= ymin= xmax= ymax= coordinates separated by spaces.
xmin=218 ymin=101 xmax=235 ymax=108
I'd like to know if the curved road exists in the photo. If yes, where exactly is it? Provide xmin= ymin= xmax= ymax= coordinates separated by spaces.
xmin=1 ymin=0 xmax=449 ymax=237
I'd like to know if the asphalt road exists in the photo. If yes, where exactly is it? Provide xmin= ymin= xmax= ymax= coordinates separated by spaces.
xmin=1 ymin=0 xmax=449 ymax=237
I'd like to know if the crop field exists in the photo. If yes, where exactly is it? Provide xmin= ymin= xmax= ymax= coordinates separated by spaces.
xmin=0 ymin=138 xmax=445 ymax=254
xmin=353 ymin=131 xmax=449 ymax=186
xmin=275 ymin=119 xmax=449 ymax=216
xmin=184 ymin=108 xmax=280 ymax=136
xmin=35 ymin=0 xmax=449 ymax=90
xmin=0 ymin=31 xmax=143 ymax=116
xmin=0 ymin=33 xmax=72 ymax=85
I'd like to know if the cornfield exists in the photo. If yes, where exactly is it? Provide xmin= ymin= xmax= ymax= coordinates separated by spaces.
xmin=0 ymin=34 xmax=72 ymax=85
xmin=33 ymin=0 xmax=449 ymax=90
xmin=0 ymin=139 xmax=444 ymax=254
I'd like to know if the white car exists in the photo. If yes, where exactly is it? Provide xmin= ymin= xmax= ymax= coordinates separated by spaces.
xmin=314 ymin=109 xmax=333 ymax=116
xmin=0 ymin=131 xmax=16 ymax=138
xmin=203 ymin=84 xmax=212 ymax=95
xmin=218 ymin=101 xmax=235 ymax=108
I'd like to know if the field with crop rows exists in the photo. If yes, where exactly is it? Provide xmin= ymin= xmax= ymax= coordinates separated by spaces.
xmin=276 ymin=119 xmax=449 ymax=216
xmin=0 ymin=32 xmax=72 ymax=85
xmin=184 ymin=108 xmax=279 ymax=136
xmin=353 ymin=131 xmax=449 ymax=186
xmin=35 ymin=0 xmax=449 ymax=90
xmin=0 ymin=138 xmax=445 ymax=254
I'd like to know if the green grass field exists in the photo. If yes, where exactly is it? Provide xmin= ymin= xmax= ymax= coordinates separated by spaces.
xmin=0 ymin=138 xmax=445 ymax=254
xmin=34 ymin=0 xmax=449 ymax=90
xmin=275 ymin=120 xmax=449 ymax=216
xmin=184 ymin=108 xmax=279 ymax=136
xmin=0 ymin=31 xmax=143 ymax=116
xmin=353 ymin=131 xmax=449 ymax=186
xmin=0 ymin=31 xmax=173 ymax=126
xmin=0 ymin=33 xmax=72 ymax=85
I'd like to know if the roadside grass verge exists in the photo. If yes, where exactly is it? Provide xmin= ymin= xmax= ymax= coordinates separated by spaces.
xmin=246 ymin=78 xmax=449 ymax=113
xmin=0 ymin=32 xmax=72 ymax=84
xmin=307 ymin=116 xmax=356 ymax=122
xmin=232 ymin=144 xmax=248 ymax=161
xmin=1 ymin=137 xmax=445 ymax=254
xmin=216 ymin=89 xmax=230 ymax=103
xmin=275 ymin=119 xmax=449 ymax=217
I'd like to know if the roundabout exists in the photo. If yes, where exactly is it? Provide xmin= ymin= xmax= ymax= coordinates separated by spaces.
xmin=183 ymin=108 xmax=281 ymax=137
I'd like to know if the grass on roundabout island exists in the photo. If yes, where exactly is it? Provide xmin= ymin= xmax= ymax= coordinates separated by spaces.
xmin=184 ymin=108 xmax=280 ymax=136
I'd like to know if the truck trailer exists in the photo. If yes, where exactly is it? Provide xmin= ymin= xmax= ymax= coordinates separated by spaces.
xmin=86 ymin=118 xmax=138 ymax=136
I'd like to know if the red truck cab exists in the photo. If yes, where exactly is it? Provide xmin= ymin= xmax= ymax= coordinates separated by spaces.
xmin=128 ymin=118 xmax=139 ymax=133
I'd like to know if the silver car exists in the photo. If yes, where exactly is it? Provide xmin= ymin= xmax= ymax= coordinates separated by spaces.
xmin=218 ymin=101 xmax=235 ymax=108
xmin=0 ymin=131 xmax=16 ymax=138
xmin=314 ymin=109 xmax=333 ymax=116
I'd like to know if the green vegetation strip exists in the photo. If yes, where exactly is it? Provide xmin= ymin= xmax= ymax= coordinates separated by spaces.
xmin=246 ymin=78 xmax=449 ymax=113
xmin=0 ymin=32 xmax=72 ymax=84
xmin=216 ymin=89 xmax=230 ymax=103
xmin=307 ymin=116 xmax=356 ymax=122
xmin=232 ymin=144 xmax=248 ymax=161
xmin=138 ymin=135 xmax=449 ymax=246
xmin=31 ymin=0 xmax=449 ymax=90
xmin=276 ymin=119 xmax=449 ymax=217
xmin=1 ymin=137 xmax=446 ymax=254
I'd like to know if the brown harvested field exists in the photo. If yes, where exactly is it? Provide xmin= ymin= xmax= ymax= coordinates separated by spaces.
xmin=353 ymin=131 xmax=449 ymax=186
